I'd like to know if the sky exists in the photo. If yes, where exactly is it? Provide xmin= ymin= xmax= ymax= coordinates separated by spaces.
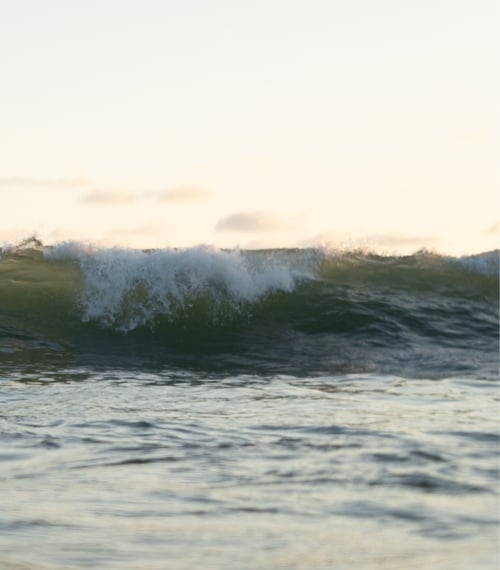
xmin=1 ymin=0 xmax=498 ymax=254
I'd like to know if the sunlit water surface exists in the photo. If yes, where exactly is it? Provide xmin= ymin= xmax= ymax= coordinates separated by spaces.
xmin=0 ymin=368 xmax=498 ymax=570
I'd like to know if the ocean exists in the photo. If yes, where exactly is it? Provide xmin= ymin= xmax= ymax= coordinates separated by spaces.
xmin=0 ymin=239 xmax=498 ymax=569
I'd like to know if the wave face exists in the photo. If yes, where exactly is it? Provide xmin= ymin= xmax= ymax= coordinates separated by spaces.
xmin=1 ymin=240 xmax=498 ymax=377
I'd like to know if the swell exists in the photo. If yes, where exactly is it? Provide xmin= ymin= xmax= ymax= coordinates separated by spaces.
xmin=0 ymin=240 xmax=498 ymax=376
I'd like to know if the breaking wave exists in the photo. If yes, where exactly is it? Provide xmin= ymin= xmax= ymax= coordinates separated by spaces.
xmin=1 ymin=238 xmax=498 ymax=377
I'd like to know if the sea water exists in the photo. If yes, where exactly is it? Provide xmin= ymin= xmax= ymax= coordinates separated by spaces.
xmin=0 ymin=240 xmax=498 ymax=569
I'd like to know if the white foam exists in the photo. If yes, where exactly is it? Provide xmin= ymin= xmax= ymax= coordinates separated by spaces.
xmin=46 ymin=243 xmax=312 ymax=330
xmin=452 ymin=251 xmax=499 ymax=277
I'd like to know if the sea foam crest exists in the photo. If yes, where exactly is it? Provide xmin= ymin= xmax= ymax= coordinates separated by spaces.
xmin=453 ymin=251 xmax=499 ymax=277
xmin=47 ymin=243 xmax=311 ymax=330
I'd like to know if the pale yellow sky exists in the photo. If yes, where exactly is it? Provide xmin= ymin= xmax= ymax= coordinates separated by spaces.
xmin=1 ymin=0 xmax=498 ymax=254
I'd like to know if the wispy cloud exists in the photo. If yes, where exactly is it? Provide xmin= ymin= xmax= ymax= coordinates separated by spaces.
xmin=367 ymin=233 xmax=439 ymax=249
xmin=483 ymin=222 xmax=500 ymax=235
xmin=81 ymin=190 xmax=138 ymax=205
xmin=298 ymin=232 xmax=439 ymax=251
xmin=82 ymin=185 xmax=212 ymax=205
xmin=215 ymin=211 xmax=298 ymax=233
xmin=104 ymin=221 xmax=167 ymax=238
xmin=0 ymin=176 xmax=91 ymax=189
xmin=103 ymin=221 xmax=169 ymax=247
xmin=157 ymin=186 xmax=212 ymax=202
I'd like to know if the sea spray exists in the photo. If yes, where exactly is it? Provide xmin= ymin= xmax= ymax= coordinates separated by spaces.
xmin=46 ymin=243 xmax=316 ymax=330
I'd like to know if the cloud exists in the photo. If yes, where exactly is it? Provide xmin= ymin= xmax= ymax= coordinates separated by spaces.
xmin=215 ymin=211 xmax=297 ymax=233
xmin=366 ymin=233 xmax=439 ymax=249
xmin=483 ymin=222 xmax=500 ymax=235
xmin=105 ymin=221 xmax=166 ymax=237
xmin=103 ymin=221 xmax=169 ymax=248
xmin=0 ymin=176 xmax=91 ymax=189
xmin=298 ymin=232 xmax=439 ymax=251
xmin=81 ymin=190 xmax=138 ymax=205
xmin=157 ymin=186 xmax=212 ymax=202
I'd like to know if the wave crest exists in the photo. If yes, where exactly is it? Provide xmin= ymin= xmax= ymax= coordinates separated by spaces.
xmin=46 ymin=243 xmax=314 ymax=331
